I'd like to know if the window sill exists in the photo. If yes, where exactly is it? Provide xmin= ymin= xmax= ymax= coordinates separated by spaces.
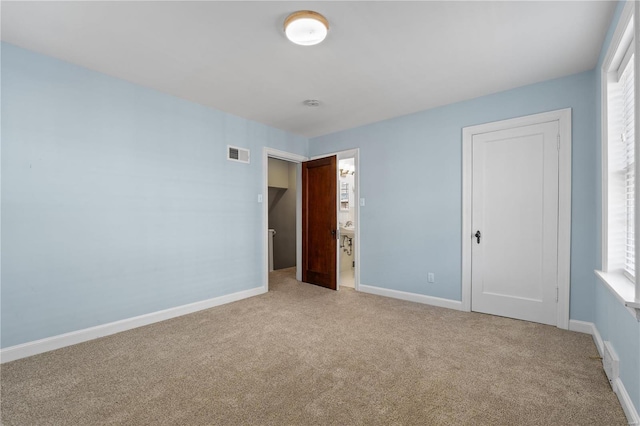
xmin=595 ymin=270 xmax=640 ymax=320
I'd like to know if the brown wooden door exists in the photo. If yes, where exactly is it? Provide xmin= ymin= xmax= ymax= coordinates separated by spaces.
xmin=302 ymin=156 xmax=337 ymax=290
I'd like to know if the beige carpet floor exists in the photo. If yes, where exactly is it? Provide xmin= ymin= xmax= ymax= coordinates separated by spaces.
xmin=1 ymin=268 xmax=627 ymax=425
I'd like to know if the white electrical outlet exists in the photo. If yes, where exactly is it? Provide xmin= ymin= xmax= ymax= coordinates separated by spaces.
xmin=428 ymin=273 xmax=435 ymax=283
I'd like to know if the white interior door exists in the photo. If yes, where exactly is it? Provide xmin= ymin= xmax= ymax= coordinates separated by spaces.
xmin=471 ymin=120 xmax=559 ymax=325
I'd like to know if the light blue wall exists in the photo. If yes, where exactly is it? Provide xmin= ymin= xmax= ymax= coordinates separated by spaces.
xmin=594 ymin=0 xmax=640 ymax=415
xmin=310 ymin=71 xmax=597 ymax=321
xmin=1 ymin=43 xmax=307 ymax=348
xmin=3 ymin=10 xmax=638 ymax=414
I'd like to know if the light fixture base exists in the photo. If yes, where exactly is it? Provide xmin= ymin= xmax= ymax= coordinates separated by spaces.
xmin=284 ymin=10 xmax=329 ymax=46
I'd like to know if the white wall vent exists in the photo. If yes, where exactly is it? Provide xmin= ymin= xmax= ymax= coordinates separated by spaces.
xmin=603 ymin=340 xmax=620 ymax=391
xmin=227 ymin=145 xmax=250 ymax=164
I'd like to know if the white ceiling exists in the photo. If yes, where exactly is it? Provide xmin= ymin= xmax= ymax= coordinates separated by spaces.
xmin=2 ymin=1 xmax=616 ymax=138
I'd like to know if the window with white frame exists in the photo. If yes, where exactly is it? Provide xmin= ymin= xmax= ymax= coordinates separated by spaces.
xmin=620 ymin=56 xmax=635 ymax=279
xmin=601 ymin=0 xmax=640 ymax=309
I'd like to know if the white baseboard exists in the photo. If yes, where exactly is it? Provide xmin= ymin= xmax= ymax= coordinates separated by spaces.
xmin=359 ymin=284 xmax=463 ymax=311
xmin=592 ymin=325 xmax=604 ymax=357
xmin=568 ymin=319 xmax=605 ymax=355
xmin=570 ymin=319 xmax=605 ymax=355
xmin=0 ymin=286 xmax=266 ymax=364
xmin=615 ymin=377 xmax=640 ymax=425
xmin=568 ymin=319 xmax=595 ymax=334
xmin=568 ymin=320 xmax=638 ymax=424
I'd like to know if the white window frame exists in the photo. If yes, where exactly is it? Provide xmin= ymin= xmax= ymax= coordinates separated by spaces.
xmin=599 ymin=0 xmax=640 ymax=319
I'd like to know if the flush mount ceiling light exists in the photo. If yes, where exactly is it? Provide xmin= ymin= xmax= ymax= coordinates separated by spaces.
xmin=303 ymin=99 xmax=321 ymax=107
xmin=284 ymin=11 xmax=329 ymax=46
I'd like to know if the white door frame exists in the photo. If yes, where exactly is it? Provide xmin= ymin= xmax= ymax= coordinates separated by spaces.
xmin=461 ymin=108 xmax=572 ymax=329
xmin=311 ymin=149 xmax=361 ymax=291
xmin=262 ymin=148 xmax=308 ymax=291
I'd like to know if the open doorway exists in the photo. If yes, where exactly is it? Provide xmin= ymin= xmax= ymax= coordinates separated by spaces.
xmin=262 ymin=148 xmax=360 ymax=293
xmin=338 ymin=157 xmax=356 ymax=289
xmin=268 ymin=158 xmax=297 ymax=273
xmin=303 ymin=149 xmax=360 ymax=292
xmin=263 ymin=148 xmax=306 ymax=291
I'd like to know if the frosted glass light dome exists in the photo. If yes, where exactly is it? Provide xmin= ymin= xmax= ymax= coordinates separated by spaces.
xmin=284 ymin=11 xmax=329 ymax=46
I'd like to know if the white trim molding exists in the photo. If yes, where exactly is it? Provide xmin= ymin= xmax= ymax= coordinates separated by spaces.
xmin=569 ymin=319 xmax=604 ymax=354
xmin=568 ymin=319 xmax=597 ymax=335
xmin=359 ymin=284 xmax=464 ymax=311
xmin=600 ymin=0 xmax=634 ymax=273
xmin=595 ymin=270 xmax=640 ymax=319
xmin=569 ymin=319 xmax=639 ymax=425
xmin=617 ymin=376 xmax=640 ymax=425
xmin=600 ymin=0 xmax=640 ymax=313
xmin=461 ymin=108 xmax=572 ymax=329
xmin=1 ymin=286 xmax=266 ymax=364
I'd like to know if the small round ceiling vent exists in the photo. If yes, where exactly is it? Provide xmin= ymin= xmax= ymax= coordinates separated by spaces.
xmin=303 ymin=99 xmax=321 ymax=107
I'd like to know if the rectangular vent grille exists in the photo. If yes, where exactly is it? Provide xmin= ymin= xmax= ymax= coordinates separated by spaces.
xmin=603 ymin=341 xmax=619 ymax=391
xmin=228 ymin=145 xmax=250 ymax=164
